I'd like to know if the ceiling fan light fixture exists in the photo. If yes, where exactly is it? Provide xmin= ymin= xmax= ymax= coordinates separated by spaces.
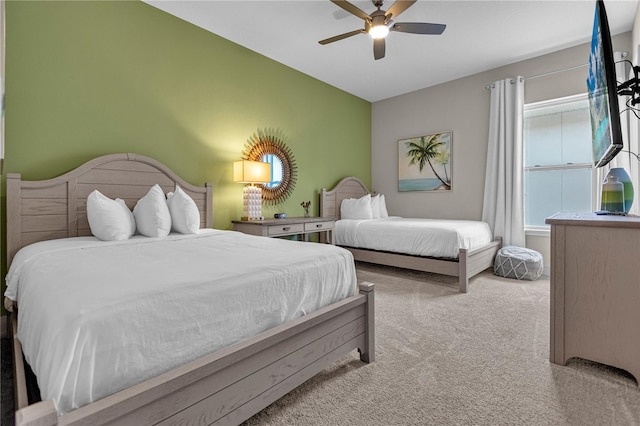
xmin=320 ymin=0 xmax=446 ymax=59
xmin=369 ymin=24 xmax=389 ymax=39
xmin=368 ymin=13 xmax=390 ymax=39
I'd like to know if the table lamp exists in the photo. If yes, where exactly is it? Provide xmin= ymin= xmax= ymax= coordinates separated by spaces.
xmin=233 ymin=160 xmax=271 ymax=220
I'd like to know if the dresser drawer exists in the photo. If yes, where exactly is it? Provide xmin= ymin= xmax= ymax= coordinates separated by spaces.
xmin=304 ymin=221 xmax=334 ymax=232
xmin=268 ymin=223 xmax=304 ymax=236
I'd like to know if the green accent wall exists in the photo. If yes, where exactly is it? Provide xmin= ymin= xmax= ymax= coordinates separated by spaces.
xmin=1 ymin=1 xmax=371 ymax=305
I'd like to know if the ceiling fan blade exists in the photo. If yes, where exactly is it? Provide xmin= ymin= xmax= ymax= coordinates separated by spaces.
xmin=319 ymin=29 xmax=366 ymax=45
xmin=373 ymin=38 xmax=385 ymax=60
xmin=385 ymin=0 xmax=416 ymax=20
xmin=391 ymin=22 xmax=446 ymax=35
xmin=330 ymin=0 xmax=371 ymax=21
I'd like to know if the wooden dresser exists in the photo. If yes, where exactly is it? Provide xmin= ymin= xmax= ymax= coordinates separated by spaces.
xmin=545 ymin=213 xmax=640 ymax=383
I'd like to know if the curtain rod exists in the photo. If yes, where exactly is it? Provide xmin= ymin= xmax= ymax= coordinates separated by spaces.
xmin=484 ymin=64 xmax=584 ymax=90
xmin=485 ymin=51 xmax=629 ymax=90
xmin=526 ymin=63 xmax=588 ymax=81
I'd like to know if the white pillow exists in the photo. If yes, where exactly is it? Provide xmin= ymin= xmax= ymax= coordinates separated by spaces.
xmin=133 ymin=184 xmax=172 ymax=237
xmin=341 ymin=193 xmax=373 ymax=220
xmin=86 ymin=190 xmax=136 ymax=241
xmin=371 ymin=194 xmax=382 ymax=219
xmin=166 ymin=185 xmax=200 ymax=234
xmin=379 ymin=194 xmax=389 ymax=218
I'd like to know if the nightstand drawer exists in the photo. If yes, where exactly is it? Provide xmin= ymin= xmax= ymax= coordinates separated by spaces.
xmin=268 ymin=223 xmax=304 ymax=236
xmin=304 ymin=221 xmax=334 ymax=232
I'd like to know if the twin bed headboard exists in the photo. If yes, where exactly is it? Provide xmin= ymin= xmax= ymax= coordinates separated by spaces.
xmin=6 ymin=153 xmax=213 ymax=266
xmin=320 ymin=176 xmax=371 ymax=220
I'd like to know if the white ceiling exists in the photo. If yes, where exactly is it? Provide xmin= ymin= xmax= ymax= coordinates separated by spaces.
xmin=144 ymin=0 xmax=639 ymax=102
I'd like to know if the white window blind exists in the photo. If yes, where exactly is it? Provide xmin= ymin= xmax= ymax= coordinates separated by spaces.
xmin=524 ymin=94 xmax=594 ymax=227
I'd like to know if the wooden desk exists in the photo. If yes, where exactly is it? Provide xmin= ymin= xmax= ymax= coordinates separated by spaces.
xmin=545 ymin=213 xmax=640 ymax=383
xmin=232 ymin=217 xmax=335 ymax=244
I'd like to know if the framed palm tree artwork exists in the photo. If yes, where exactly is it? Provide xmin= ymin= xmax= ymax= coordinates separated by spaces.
xmin=398 ymin=132 xmax=452 ymax=191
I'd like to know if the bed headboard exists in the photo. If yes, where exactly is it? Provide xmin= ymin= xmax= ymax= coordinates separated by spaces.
xmin=6 ymin=153 xmax=213 ymax=266
xmin=320 ymin=176 xmax=371 ymax=219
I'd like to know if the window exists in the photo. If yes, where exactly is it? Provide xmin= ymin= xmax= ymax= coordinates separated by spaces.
xmin=261 ymin=153 xmax=283 ymax=189
xmin=524 ymin=94 xmax=595 ymax=228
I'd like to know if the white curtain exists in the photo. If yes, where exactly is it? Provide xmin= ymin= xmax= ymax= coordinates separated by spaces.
xmin=482 ymin=77 xmax=525 ymax=247
xmin=596 ymin=52 xmax=639 ymax=215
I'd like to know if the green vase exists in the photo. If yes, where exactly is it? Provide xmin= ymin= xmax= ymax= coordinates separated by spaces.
xmin=601 ymin=176 xmax=625 ymax=213
xmin=606 ymin=168 xmax=634 ymax=214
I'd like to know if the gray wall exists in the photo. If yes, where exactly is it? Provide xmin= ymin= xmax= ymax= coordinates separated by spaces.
xmin=372 ymin=31 xmax=634 ymax=268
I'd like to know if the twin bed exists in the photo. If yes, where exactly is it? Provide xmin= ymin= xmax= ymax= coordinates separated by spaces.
xmin=320 ymin=177 xmax=502 ymax=293
xmin=5 ymin=154 xmax=375 ymax=426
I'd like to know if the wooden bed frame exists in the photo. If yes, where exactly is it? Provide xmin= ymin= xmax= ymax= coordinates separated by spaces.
xmin=320 ymin=176 xmax=501 ymax=293
xmin=5 ymin=153 xmax=375 ymax=426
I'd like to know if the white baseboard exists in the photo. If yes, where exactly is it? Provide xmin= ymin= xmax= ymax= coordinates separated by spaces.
xmin=1 ymin=315 xmax=6 ymax=338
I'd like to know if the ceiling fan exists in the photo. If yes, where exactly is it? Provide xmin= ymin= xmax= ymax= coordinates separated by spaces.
xmin=319 ymin=0 xmax=446 ymax=60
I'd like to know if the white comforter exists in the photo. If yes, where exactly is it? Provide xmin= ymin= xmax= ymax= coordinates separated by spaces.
xmin=5 ymin=229 xmax=357 ymax=414
xmin=336 ymin=217 xmax=493 ymax=259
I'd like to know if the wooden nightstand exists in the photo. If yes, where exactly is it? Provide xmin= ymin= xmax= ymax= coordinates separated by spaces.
xmin=232 ymin=217 xmax=335 ymax=244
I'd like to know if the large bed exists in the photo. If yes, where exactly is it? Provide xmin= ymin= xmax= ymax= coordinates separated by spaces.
xmin=320 ymin=176 xmax=501 ymax=293
xmin=5 ymin=153 xmax=375 ymax=426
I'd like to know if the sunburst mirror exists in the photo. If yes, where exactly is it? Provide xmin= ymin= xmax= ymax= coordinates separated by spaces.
xmin=242 ymin=129 xmax=297 ymax=205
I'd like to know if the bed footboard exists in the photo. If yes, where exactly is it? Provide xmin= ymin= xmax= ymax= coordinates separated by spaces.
xmin=343 ymin=237 xmax=502 ymax=293
xmin=13 ymin=282 xmax=375 ymax=426
xmin=458 ymin=237 xmax=502 ymax=293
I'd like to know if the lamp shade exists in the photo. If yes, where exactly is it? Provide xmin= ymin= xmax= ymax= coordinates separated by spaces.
xmin=369 ymin=15 xmax=389 ymax=39
xmin=233 ymin=160 xmax=271 ymax=184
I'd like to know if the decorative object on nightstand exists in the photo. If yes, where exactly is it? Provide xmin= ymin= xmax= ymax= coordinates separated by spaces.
xmin=301 ymin=200 xmax=311 ymax=218
xmin=233 ymin=160 xmax=271 ymax=221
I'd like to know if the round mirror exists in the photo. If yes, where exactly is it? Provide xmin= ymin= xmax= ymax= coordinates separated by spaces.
xmin=242 ymin=129 xmax=297 ymax=205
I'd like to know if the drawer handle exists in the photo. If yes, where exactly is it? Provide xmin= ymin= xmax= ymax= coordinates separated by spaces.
xmin=316 ymin=224 xmax=323 ymax=228
xmin=282 ymin=227 xmax=291 ymax=231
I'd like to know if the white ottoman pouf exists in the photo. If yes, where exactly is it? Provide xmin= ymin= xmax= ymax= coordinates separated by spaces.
xmin=494 ymin=246 xmax=543 ymax=281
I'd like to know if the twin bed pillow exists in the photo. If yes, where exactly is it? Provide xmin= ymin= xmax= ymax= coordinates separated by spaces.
xmin=341 ymin=193 xmax=389 ymax=220
xmin=87 ymin=184 xmax=200 ymax=241
xmin=133 ymin=184 xmax=172 ymax=238
xmin=341 ymin=194 xmax=373 ymax=220
xmin=371 ymin=194 xmax=389 ymax=219
xmin=166 ymin=186 xmax=201 ymax=234
xmin=87 ymin=191 xmax=136 ymax=241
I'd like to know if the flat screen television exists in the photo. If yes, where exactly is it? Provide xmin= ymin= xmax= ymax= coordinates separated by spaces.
xmin=587 ymin=0 xmax=623 ymax=168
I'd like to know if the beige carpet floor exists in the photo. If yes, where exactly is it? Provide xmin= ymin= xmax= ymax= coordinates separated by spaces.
xmin=245 ymin=262 xmax=640 ymax=425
